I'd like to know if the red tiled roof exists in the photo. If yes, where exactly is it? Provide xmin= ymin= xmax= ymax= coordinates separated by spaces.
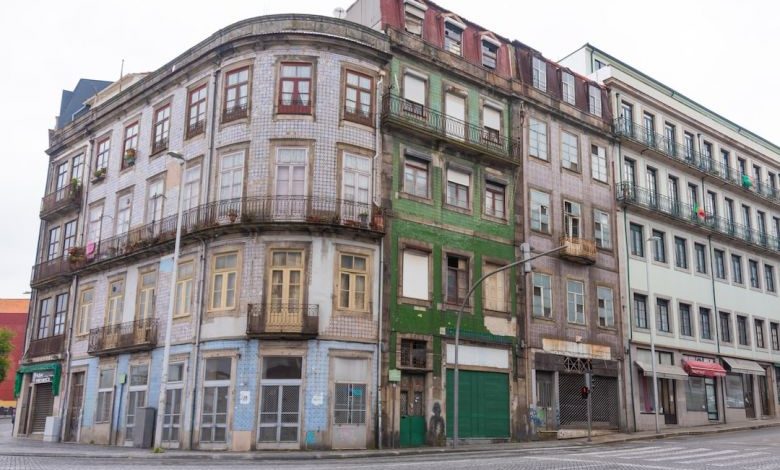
xmin=0 ymin=298 xmax=30 ymax=314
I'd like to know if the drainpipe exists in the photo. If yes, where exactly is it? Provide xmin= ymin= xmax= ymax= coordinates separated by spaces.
xmin=374 ymin=74 xmax=384 ymax=450
xmin=706 ymin=234 xmax=727 ymax=424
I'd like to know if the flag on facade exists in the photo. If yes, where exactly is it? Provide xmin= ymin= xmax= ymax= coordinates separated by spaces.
xmin=742 ymin=174 xmax=753 ymax=188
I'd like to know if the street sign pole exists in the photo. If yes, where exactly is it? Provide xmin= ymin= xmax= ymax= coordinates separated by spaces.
xmin=586 ymin=372 xmax=592 ymax=443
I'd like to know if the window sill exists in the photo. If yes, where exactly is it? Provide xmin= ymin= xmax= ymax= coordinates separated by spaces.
xmin=528 ymin=155 xmax=550 ymax=164
xmin=398 ymin=297 xmax=432 ymax=308
xmin=219 ymin=116 xmax=249 ymax=128
xmin=483 ymin=309 xmax=511 ymax=318
xmin=342 ymin=116 xmax=374 ymax=129
xmin=480 ymin=213 xmax=508 ymax=225
xmin=442 ymin=303 xmax=472 ymax=314
xmin=443 ymin=203 xmax=472 ymax=216
xmin=561 ymin=165 xmax=582 ymax=176
xmin=333 ymin=308 xmax=371 ymax=317
xmin=532 ymin=315 xmax=554 ymax=323
xmin=397 ymin=191 xmax=433 ymax=206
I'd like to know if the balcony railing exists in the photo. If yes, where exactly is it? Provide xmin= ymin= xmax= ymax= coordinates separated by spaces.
xmin=277 ymin=98 xmax=312 ymax=115
xmin=613 ymin=119 xmax=780 ymax=204
xmin=343 ymin=104 xmax=373 ymax=127
xmin=40 ymin=183 xmax=81 ymax=219
xmin=88 ymin=318 xmax=157 ymax=356
xmin=246 ymin=303 xmax=319 ymax=338
xmin=30 ymin=256 xmax=76 ymax=286
xmin=186 ymin=119 xmax=206 ymax=139
xmin=382 ymin=94 xmax=520 ymax=161
xmin=558 ymin=236 xmax=597 ymax=264
xmin=75 ymin=196 xmax=383 ymax=271
xmin=617 ymin=182 xmax=780 ymax=253
xmin=27 ymin=334 xmax=65 ymax=358
xmin=222 ymin=103 xmax=248 ymax=122
xmin=151 ymin=137 xmax=169 ymax=155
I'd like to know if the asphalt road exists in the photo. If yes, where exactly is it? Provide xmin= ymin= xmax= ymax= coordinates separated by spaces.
xmin=3 ymin=422 xmax=780 ymax=469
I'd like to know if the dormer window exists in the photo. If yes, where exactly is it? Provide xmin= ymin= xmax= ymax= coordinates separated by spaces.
xmin=481 ymin=37 xmax=500 ymax=69
xmin=562 ymin=72 xmax=575 ymax=105
xmin=444 ymin=19 xmax=465 ymax=56
xmin=589 ymin=84 xmax=602 ymax=116
xmin=404 ymin=0 xmax=426 ymax=36
xmin=532 ymin=56 xmax=547 ymax=92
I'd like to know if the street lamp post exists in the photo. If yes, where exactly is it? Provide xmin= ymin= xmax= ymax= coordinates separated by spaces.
xmin=154 ymin=151 xmax=186 ymax=447
xmin=452 ymin=244 xmax=567 ymax=447
xmin=645 ymin=235 xmax=662 ymax=435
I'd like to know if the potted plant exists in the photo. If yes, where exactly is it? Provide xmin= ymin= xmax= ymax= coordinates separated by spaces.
xmin=68 ymin=246 xmax=86 ymax=265
xmin=371 ymin=206 xmax=384 ymax=231
xmin=92 ymin=167 xmax=107 ymax=182
xmin=358 ymin=211 xmax=369 ymax=226
xmin=227 ymin=208 xmax=239 ymax=223
xmin=124 ymin=148 xmax=137 ymax=166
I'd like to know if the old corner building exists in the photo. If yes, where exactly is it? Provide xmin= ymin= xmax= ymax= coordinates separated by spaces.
xmin=16 ymin=0 xmax=779 ymax=453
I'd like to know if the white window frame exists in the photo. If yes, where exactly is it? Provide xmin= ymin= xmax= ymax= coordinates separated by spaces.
xmin=338 ymin=252 xmax=370 ymax=312
xmin=218 ymin=152 xmax=245 ymax=201
xmin=594 ymin=209 xmax=611 ymax=249
xmin=145 ymin=176 xmax=165 ymax=224
xmin=532 ymin=273 xmax=552 ymax=318
xmin=591 ymin=144 xmax=607 ymax=182
xmin=402 ymin=249 xmax=429 ymax=300
xmin=589 ymin=84 xmax=602 ymax=116
xmin=597 ymin=286 xmax=614 ymax=327
xmin=174 ymin=260 xmax=195 ymax=318
xmin=136 ymin=269 xmax=157 ymax=320
xmin=529 ymin=118 xmax=548 ymax=160
xmin=532 ymin=56 xmax=547 ymax=92
xmin=567 ymin=279 xmax=585 ymax=324
xmin=446 ymin=167 xmax=471 ymax=209
xmin=77 ymin=287 xmax=94 ymax=336
xmin=211 ymin=252 xmax=238 ymax=311
xmin=116 ymin=191 xmax=133 ymax=236
xmin=561 ymin=131 xmax=579 ymax=171
xmin=562 ymin=72 xmax=575 ymax=105
xmin=183 ymin=163 xmax=202 ymax=211
xmin=95 ymin=368 xmax=115 ymax=424
xmin=530 ymin=189 xmax=550 ymax=233
xmin=107 ymin=278 xmax=125 ymax=325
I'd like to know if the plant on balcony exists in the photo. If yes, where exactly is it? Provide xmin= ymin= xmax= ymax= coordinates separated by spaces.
xmin=358 ymin=212 xmax=369 ymax=226
xmin=68 ymin=246 xmax=86 ymax=265
xmin=124 ymin=148 xmax=137 ymax=167
xmin=227 ymin=209 xmax=239 ymax=223
xmin=371 ymin=206 xmax=384 ymax=231
xmin=240 ymin=212 xmax=255 ymax=223
xmin=70 ymin=177 xmax=81 ymax=192
xmin=92 ymin=167 xmax=107 ymax=182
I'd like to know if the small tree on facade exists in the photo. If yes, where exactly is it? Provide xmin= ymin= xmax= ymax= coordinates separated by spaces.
xmin=0 ymin=329 xmax=12 ymax=384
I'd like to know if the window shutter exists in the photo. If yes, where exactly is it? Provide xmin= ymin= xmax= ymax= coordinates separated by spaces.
xmin=483 ymin=106 xmax=501 ymax=131
xmin=403 ymin=74 xmax=426 ymax=105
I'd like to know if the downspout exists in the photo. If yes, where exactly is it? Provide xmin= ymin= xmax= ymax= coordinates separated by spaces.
xmin=706 ymin=233 xmax=727 ymax=424
xmin=188 ymin=67 xmax=219 ymax=450
xmin=374 ymin=74 xmax=384 ymax=450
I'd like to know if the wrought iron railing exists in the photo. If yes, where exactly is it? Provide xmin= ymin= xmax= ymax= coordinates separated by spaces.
xmin=31 ymin=257 xmax=76 ymax=286
xmin=222 ymin=103 xmax=248 ymax=122
xmin=151 ymin=137 xmax=169 ymax=155
xmin=88 ymin=318 xmax=157 ymax=355
xmin=558 ymin=236 xmax=597 ymax=264
xmin=614 ymin=119 xmax=780 ymax=204
xmin=343 ymin=104 xmax=373 ymax=126
xmin=382 ymin=94 xmax=520 ymax=160
xmin=186 ymin=120 xmax=206 ymax=139
xmin=277 ymin=98 xmax=311 ymax=115
xmin=246 ymin=303 xmax=319 ymax=336
xmin=40 ymin=183 xmax=81 ymax=218
xmin=27 ymin=334 xmax=65 ymax=357
xmin=617 ymin=182 xmax=780 ymax=252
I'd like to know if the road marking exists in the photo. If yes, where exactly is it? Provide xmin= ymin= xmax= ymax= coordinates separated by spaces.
xmin=527 ymin=455 xmax=693 ymax=470
xmin=710 ymin=455 xmax=779 ymax=467
xmin=644 ymin=448 xmax=716 ymax=461
xmin=574 ymin=445 xmax=674 ymax=456
xmin=677 ymin=451 xmax=765 ymax=464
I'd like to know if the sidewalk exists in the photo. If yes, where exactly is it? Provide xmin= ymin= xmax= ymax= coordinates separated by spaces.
xmin=2 ymin=417 xmax=779 ymax=461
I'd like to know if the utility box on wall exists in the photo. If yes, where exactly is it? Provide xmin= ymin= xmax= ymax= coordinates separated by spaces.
xmin=133 ymin=407 xmax=156 ymax=448
xmin=43 ymin=416 xmax=61 ymax=442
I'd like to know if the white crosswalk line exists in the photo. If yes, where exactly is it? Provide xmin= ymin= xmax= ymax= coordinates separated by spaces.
xmin=645 ymin=448 xmax=714 ymax=461
xmin=711 ymin=455 xmax=779 ymax=467
xmin=678 ymin=451 xmax=766 ymax=464
xmin=575 ymin=445 xmax=678 ymax=457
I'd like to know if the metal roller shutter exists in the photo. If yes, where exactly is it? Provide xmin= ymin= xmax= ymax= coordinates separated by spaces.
xmin=30 ymin=383 xmax=54 ymax=433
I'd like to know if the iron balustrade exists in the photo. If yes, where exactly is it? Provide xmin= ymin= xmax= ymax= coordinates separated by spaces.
xmin=186 ymin=119 xmax=206 ymax=139
xmin=27 ymin=334 xmax=65 ymax=357
xmin=40 ymin=183 xmax=81 ymax=219
xmin=614 ymin=119 xmax=780 ymax=204
xmin=617 ymin=182 xmax=780 ymax=252
xmin=558 ymin=236 xmax=597 ymax=264
xmin=246 ymin=303 xmax=319 ymax=337
xmin=31 ymin=257 xmax=76 ymax=286
xmin=382 ymin=94 xmax=521 ymax=160
xmin=222 ymin=103 xmax=249 ymax=122
xmin=343 ymin=104 xmax=373 ymax=126
xmin=277 ymin=98 xmax=312 ymax=115
xmin=151 ymin=137 xmax=169 ymax=155
xmin=88 ymin=318 xmax=158 ymax=355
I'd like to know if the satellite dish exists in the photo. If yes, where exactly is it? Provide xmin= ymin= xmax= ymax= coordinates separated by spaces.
xmin=333 ymin=7 xmax=346 ymax=18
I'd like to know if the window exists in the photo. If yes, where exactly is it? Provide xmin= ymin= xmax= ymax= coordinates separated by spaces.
xmin=646 ymin=167 xmax=658 ymax=206
xmin=682 ymin=132 xmax=695 ymax=160
xmin=566 ymin=279 xmax=585 ymax=324
xmin=338 ymin=253 xmax=369 ymax=312
xmin=403 ymin=154 xmax=429 ymax=198
xmin=71 ymin=154 xmax=84 ymax=183
xmin=664 ymin=123 xmax=676 ymax=156
xmin=668 ymin=176 xmax=680 ymax=207
xmin=484 ymin=181 xmax=505 ymax=219
xmin=756 ymin=319 xmax=766 ymax=348
xmin=446 ymin=168 xmax=470 ymax=209
xmin=630 ymin=223 xmax=644 ymax=257
xmin=95 ymin=137 xmax=111 ymax=173
xmin=482 ymin=105 xmax=501 ymax=143
xmin=680 ymin=303 xmax=692 ymax=337
xmin=46 ymin=226 xmax=60 ymax=261
xmin=445 ymin=254 xmax=469 ymax=305
xmin=36 ymin=298 xmax=51 ymax=339
xmin=219 ymin=152 xmax=245 ymax=201
xmin=116 ymin=191 xmax=133 ymax=235
xmin=591 ymin=145 xmax=607 ymax=182
xmin=152 ymin=104 xmax=171 ymax=154
xmin=532 ymin=57 xmax=546 ymax=92
xmin=529 ymin=118 xmax=548 ymax=160
xmin=720 ymin=311 xmax=732 ymax=343
xmin=749 ymin=260 xmax=761 ymax=288
xmin=279 ymin=62 xmax=312 ymax=114
xmin=594 ymin=59 xmax=607 ymax=70
xmin=77 ymin=288 xmax=93 ymax=336
xmin=201 ymin=357 xmax=232 ymax=443
xmin=402 ymin=72 xmax=426 ymax=117
xmin=274 ymin=148 xmax=306 ymax=200
xmin=731 ymin=254 xmax=743 ymax=284
xmin=656 ymin=298 xmax=670 ymax=333
xmin=211 ymin=252 xmax=238 ymax=310
xmin=705 ymin=191 xmax=718 ymax=218
xmin=597 ymin=286 xmax=614 ymax=327
xmin=342 ymin=153 xmax=371 ymax=207
xmin=687 ymin=377 xmax=707 ymax=412
xmin=594 ymin=209 xmax=611 ymax=249
xmin=562 ymin=73 xmax=575 ymax=105
xmin=174 ymin=261 xmax=195 ymax=317
xmin=481 ymin=39 xmax=498 ymax=69
xmin=651 ymin=230 xmax=666 ymax=263
xmin=63 ymin=220 xmax=77 ymax=257
xmin=634 ymin=294 xmax=648 ymax=329
xmin=725 ymin=198 xmax=735 ymax=228
xmin=444 ymin=92 xmax=466 ymax=139
xmin=726 ymin=374 xmax=744 ymax=408
xmin=402 ymin=249 xmax=429 ymax=300
xmin=145 ymin=177 xmax=165 ymax=224
xmin=334 ymin=383 xmax=367 ymax=425
xmin=106 ymin=278 xmax=124 ymax=325
xmin=484 ymin=262 xmax=507 ymax=312
xmin=563 ymin=200 xmax=581 ymax=238
xmin=87 ymin=204 xmax=104 ymax=244
xmin=182 ymin=163 xmax=202 ymax=210
xmin=126 ymin=364 xmax=149 ymax=442
xmin=771 ymin=323 xmax=780 ymax=350
xmin=700 ymin=308 xmax=712 ymax=340
xmin=344 ymin=70 xmax=373 ymax=125
xmin=95 ymin=368 xmax=115 ymax=424
xmin=624 ymin=158 xmax=636 ymax=186
xmin=162 ymin=362 xmax=185 ymax=443
xmin=443 ymin=20 xmax=463 ymax=55
xmin=532 ymin=273 xmax=552 ymax=318
xmin=714 ymin=249 xmax=726 ymax=279
xmin=224 ymin=67 xmax=249 ymax=121
xmin=674 ymin=237 xmax=688 ymax=269
xmin=765 ymin=265 xmax=776 ymax=293
xmin=121 ymin=121 xmax=139 ymax=170
xmin=742 ymin=205 xmax=752 ymax=233
xmin=400 ymin=339 xmax=427 ymax=368
xmin=186 ymin=84 xmax=208 ymax=138
xmin=643 ymin=112 xmax=655 ymax=146
xmin=268 ymin=251 xmax=304 ymax=315
xmin=588 ymin=85 xmax=602 ymax=116
xmin=403 ymin=1 xmax=425 ymax=36
xmin=757 ymin=211 xmax=767 ymax=242
xmin=688 ymin=183 xmax=699 ymax=207
xmin=620 ymin=102 xmax=634 ymax=133
xmin=737 ymin=315 xmax=749 ymax=345
xmin=694 ymin=243 xmax=707 ymax=274
xmin=530 ymin=190 xmax=550 ymax=233
xmin=49 ymin=293 xmax=66 ymax=337
xmin=720 ymin=149 xmax=731 ymax=177
xmin=136 ymin=270 xmax=157 ymax=320
xmin=561 ymin=131 xmax=579 ymax=171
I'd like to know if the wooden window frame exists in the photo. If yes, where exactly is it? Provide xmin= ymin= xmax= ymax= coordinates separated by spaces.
xmin=77 ymin=287 xmax=94 ymax=336
xmin=210 ymin=251 xmax=239 ymax=312
xmin=186 ymin=84 xmax=208 ymax=138
xmin=174 ymin=260 xmax=195 ymax=318
xmin=222 ymin=66 xmax=250 ymax=122
xmin=106 ymin=277 xmax=125 ymax=325
xmin=136 ymin=268 xmax=157 ymax=321
xmin=336 ymin=251 xmax=371 ymax=313
xmin=121 ymin=121 xmax=139 ymax=170
xmin=151 ymin=103 xmax=171 ymax=155
xmin=343 ymin=69 xmax=374 ymax=126
xmin=278 ymin=62 xmax=313 ymax=115
xmin=95 ymin=136 xmax=111 ymax=174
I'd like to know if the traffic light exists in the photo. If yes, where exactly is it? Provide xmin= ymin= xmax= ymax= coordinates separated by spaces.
xmin=580 ymin=386 xmax=590 ymax=399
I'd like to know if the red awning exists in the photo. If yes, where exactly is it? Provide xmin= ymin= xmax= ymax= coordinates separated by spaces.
xmin=683 ymin=360 xmax=726 ymax=378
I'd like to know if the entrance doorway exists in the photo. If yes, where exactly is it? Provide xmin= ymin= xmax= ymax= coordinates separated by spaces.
xmin=659 ymin=379 xmax=677 ymax=425
xmin=535 ymin=371 xmax=555 ymax=430
xmin=65 ymin=372 xmax=85 ymax=441
xmin=28 ymin=382 xmax=54 ymax=434
xmin=257 ymin=356 xmax=302 ymax=446
xmin=331 ymin=357 xmax=370 ymax=450
xmin=704 ymin=378 xmax=718 ymax=421
xmin=744 ymin=375 xmax=756 ymax=419
xmin=399 ymin=373 xmax=425 ymax=447
xmin=758 ymin=374 xmax=770 ymax=417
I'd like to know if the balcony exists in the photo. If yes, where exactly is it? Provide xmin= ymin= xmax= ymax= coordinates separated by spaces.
xmin=40 ymin=183 xmax=81 ymax=219
xmin=246 ymin=303 xmax=319 ymax=339
xmin=558 ymin=236 xmax=597 ymax=265
xmin=613 ymin=119 xmax=780 ymax=205
xmin=617 ymin=182 xmax=780 ymax=255
xmin=381 ymin=94 xmax=520 ymax=163
xmin=222 ymin=103 xmax=248 ymax=123
xmin=88 ymin=318 xmax=157 ymax=356
xmin=27 ymin=335 xmax=65 ymax=358
xmin=31 ymin=257 xmax=76 ymax=287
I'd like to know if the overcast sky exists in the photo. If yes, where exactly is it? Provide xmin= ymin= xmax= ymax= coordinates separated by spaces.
xmin=0 ymin=0 xmax=777 ymax=299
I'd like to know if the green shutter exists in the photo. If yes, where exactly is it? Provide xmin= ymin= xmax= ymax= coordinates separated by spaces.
xmin=446 ymin=369 xmax=509 ymax=438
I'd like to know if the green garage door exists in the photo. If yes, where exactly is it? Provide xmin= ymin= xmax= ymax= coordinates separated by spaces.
xmin=445 ymin=369 xmax=509 ymax=438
